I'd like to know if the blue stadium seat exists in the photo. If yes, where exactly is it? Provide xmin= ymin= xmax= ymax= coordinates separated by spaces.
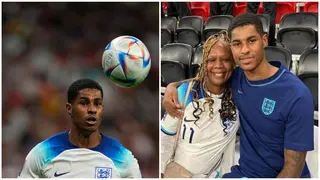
xmin=203 ymin=15 xmax=233 ymax=41
xmin=176 ymin=16 xmax=204 ymax=47
xmin=161 ymin=17 xmax=177 ymax=47
xmin=265 ymin=46 xmax=291 ymax=69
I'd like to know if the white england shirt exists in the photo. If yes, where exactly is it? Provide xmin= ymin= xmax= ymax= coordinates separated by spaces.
xmin=18 ymin=131 xmax=141 ymax=178
xmin=161 ymin=82 xmax=239 ymax=177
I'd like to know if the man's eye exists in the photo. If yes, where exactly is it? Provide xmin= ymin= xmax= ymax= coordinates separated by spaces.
xmin=249 ymin=39 xmax=256 ymax=43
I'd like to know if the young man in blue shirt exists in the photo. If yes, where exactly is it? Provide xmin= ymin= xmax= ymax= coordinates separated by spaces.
xmin=163 ymin=13 xmax=314 ymax=178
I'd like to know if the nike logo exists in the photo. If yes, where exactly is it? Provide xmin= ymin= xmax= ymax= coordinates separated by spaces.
xmin=54 ymin=171 xmax=69 ymax=177
xmin=184 ymin=117 xmax=194 ymax=122
xmin=238 ymin=89 xmax=243 ymax=94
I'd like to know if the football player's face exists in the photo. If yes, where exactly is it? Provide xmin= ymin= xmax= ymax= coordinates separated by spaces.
xmin=66 ymin=88 xmax=104 ymax=134
xmin=230 ymin=25 xmax=268 ymax=72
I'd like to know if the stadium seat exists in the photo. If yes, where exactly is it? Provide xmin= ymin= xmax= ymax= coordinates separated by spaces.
xmin=279 ymin=12 xmax=318 ymax=32
xmin=203 ymin=15 xmax=234 ymax=41
xmin=277 ymin=27 xmax=316 ymax=55
xmin=190 ymin=45 xmax=203 ymax=77
xmin=298 ymin=49 xmax=318 ymax=75
xmin=298 ymin=49 xmax=318 ymax=111
xmin=304 ymin=2 xmax=318 ymax=13
xmin=275 ymin=2 xmax=296 ymax=24
xmin=257 ymin=14 xmax=271 ymax=34
xmin=161 ymin=60 xmax=187 ymax=86
xmin=299 ymin=73 xmax=318 ymax=111
xmin=265 ymin=46 xmax=291 ymax=69
xmin=176 ymin=16 xmax=204 ymax=47
xmin=233 ymin=2 xmax=247 ymax=17
xmin=190 ymin=2 xmax=210 ymax=21
xmin=161 ymin=95 xmax=165 ymax=118
xmin=161 ymin=17 xmax=177 ymax=47
xmin=161 ymin=75 xmax=165 ymax=87
xmin=298 ymin=47 xmax=318 ymax=111
xmin=161 ymin=43 xmax=193 ymax=66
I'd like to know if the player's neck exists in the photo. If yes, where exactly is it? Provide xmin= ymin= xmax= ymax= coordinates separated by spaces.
xmin=244 ymin=59 xmax=278 ymax=81
xmin=68 ymin=129 xmax=102 ymax=148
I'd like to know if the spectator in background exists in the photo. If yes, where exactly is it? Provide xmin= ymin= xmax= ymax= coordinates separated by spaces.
xmin=167 ymin=2 xmax=191 ymax=20
xmin=247 ymin=2 xmax=277 ymax=46
xmin=210 ymin=2 xmax=234 ymax=16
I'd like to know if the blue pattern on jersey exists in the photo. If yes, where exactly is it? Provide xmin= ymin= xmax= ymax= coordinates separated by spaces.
xmin=177 ymin=82 xmax=205 ymax=107
xmin=32 ymin=131 xmax=133 ymax=173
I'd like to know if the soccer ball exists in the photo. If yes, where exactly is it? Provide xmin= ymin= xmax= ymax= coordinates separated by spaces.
xmin=102 ymin=36 xmax=151 ymax=88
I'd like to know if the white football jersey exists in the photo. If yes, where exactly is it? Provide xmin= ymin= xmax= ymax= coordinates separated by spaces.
xmin=18 ymin=131 xmax=141 ymax=178
xmin=161 ymin=82 xmax=239 ymax=177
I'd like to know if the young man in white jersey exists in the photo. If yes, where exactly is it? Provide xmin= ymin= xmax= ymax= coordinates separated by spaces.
xmin=163 ymin=13 xmax=314 ymax=178
xmin=18 ymin=78 xmax=141 ymax=178
xmin=161 ymin=31 xmax=240 ymax=178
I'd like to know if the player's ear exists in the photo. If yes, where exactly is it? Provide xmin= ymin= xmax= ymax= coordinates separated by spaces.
xmin=66 ymin=103 xmax=72 ymax=116
xmin=262 ymin=33 xmax=268 ymax=47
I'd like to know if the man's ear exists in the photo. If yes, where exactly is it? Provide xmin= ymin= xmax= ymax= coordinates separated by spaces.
xmin=66 ymin=103 xmax=72 ymax=116
xmin=263 ymin=33 xmax=268 ymax=48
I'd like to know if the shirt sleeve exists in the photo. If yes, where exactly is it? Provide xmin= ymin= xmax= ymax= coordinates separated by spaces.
xmin=161 ymin=113 xmax=180 ymax=135
xmin=121 ymin=150 xmax=142 ymax=178
xmin=160 ymin=128 xmax=176 ymax=174
xmin=284 ymin=89 xmax=314 ymax=151
xmin=18 ymin=149 xmax=41 ymax=178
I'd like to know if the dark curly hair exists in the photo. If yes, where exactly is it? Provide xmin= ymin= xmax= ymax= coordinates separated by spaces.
xmin=189 ymin=30 xmax=237 ymax=136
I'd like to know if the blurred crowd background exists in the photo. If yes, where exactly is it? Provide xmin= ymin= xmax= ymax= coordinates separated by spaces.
xmin=2 ymin=2 xmax=159 ymax=178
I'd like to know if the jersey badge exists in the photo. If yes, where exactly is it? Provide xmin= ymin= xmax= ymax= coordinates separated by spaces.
xmin=262 ymin=98 xmax=276 ymax=115
xmin=95 ymin=167 xmax=112 ymax=178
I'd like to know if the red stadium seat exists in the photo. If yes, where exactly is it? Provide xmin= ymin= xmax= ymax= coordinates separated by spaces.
xmin=257 ymin=3 xmax=264 ymax=14
xmin=189 ymin=2 xmax=210 ymax=21
xmin=276 ymin=2 xmax=296 ymax=24
xmin=233 ymin=2 xmax=247 ymax=16
xmin=304 ymin=2 xmax=318 ymax=13
xmin=162 ymin=2 xmax=168 ymax=15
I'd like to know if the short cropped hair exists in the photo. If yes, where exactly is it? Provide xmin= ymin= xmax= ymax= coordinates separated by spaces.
xmin=67 ymin=78 xmax=103 ymax=103
xmin=228 ymin=13 xmax=264 ymax=39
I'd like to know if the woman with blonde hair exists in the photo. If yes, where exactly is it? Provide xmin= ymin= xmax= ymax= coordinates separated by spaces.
xmin=161 ymin=31 xmax=239 ymax=178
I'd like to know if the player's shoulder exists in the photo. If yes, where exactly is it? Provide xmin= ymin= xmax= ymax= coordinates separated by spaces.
xmin=25 ymin=131 xmax=71 ymax=169
xmin=98 ymin=135 xmax=132 ymax=158
xmin=32 ymin=131 xmax=70 ymax=154
xmin=279 ymin=68 xmax=311 ymax=97
xmin=101 ymin=135 xmax=126 ymax=151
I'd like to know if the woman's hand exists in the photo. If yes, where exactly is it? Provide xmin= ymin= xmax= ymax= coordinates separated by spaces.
xmin=163 ymin=83 xmax=184 ymax=119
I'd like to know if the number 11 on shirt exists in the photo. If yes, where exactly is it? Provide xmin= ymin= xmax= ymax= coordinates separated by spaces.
xmin=182 ymin=124 xmax=194 ymax=143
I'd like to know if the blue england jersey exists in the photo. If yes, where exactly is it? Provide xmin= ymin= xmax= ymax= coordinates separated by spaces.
xmin=229 ymin=61 xmax=314 ymax=178
xmin=18 ymin=131 xmax=141 ymax=178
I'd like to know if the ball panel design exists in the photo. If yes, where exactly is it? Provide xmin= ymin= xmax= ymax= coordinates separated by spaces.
xmin=102 ymin=36 xmax=151 ymax=88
